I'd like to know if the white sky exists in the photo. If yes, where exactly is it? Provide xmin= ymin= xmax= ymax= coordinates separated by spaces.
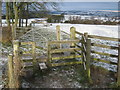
xmin=2 ymin=0 xmax=120 ymax=2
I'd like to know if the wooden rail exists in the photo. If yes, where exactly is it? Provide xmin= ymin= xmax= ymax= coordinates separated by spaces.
xmin=88 ymin=34 xmax=120 ymax=41
xmin=91 ymin=50 xmax=118 ymax=58
xmin=93 ymin=58 xmax=117 ymax=65
xmin=75 ymin=31 xmax=83 ymax=35
xmin=50 ymin=48 xmax=81 ymax=53
xmin=61 ymin=31 xmax=70 ymax=36
xmin=91 ymin=43 xmax=118 ymax=50
xmin=51 ymin=55 xmax=82 ymax=60
xmin=48 ymin=40 xmax=80 ymax=44
xmin=51 ymin=61 xmax=82 ymax=67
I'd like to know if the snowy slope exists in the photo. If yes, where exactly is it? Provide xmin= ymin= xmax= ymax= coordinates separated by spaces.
xmin=47 ymin=23 xmax=118 ymax=38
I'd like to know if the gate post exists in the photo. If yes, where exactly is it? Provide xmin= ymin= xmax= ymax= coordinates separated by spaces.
xmin=8 ymin=54 xmax=14 ymax=88
xmin=12 ymin=24 xmax=16 ymax=40
xmin=70 ymin=27 xmax=76 ymax=47
xmin=47 ymin=42 xmax=52 ymax=67
xmin=81 ymin=33 xmax=88 ymax=70
xmin=117 ymin=45 xmax=120 ymax=86
xmin=84 ymin=32 xmax=88 ymax=40
xmin=56 ymin=25 xmax=60 ymax=48
xmin=86 ymin=39 xmax=92 ymax=83
xmin=13 ymin=40 xmax=20 ymax=88
xmin=13 ymin=40 xmax=19 ymax=56
xmin=32 ymin=42 xmax=37 ymax=71
xmin=70 ymin=27 xmax=76 ymax=57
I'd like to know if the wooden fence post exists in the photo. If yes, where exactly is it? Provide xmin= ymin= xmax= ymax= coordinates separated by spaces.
xmin=13 ymin=40 xmax=20 ymax=88
xmin=84 ymin=32 xmax=88 ymax=40
xmin=117 ymin=45 xmax=120 ymax=86
xmin=81 ymin=33 xmax=88 ymax=70
xmin=8 ymin=54 xmax=14 ymax=88
xmin=56 ymin=25 xmax=60 ymax=48
xmin=12 ymin=24 xmax=16 ymax=40
xmin=70 ymin=27 xmax=76 ymax=47
xmin=70 ymin=27 xmax=76 ymax=57
xmin=86 ymin=39 xmax=92 ymax=83
xmin=32 ymin=42 xmax=37 ymax=71
xmin=47 ymin=42 xmax=51 ymax=67
xmin=13 ymin=40 xmax=19 ymax=56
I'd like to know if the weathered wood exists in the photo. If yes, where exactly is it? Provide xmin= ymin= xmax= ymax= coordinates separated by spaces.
xmin=74 ymin=50 xmax=81 ymax=55
xmin=51 ymin=61 xmax=82 ymax=67
xmin=13 ymin=40 xmax=19 ymax=56
xmin=48 ymin=40 xmax=80 ymax=44
xmin=52 ymin=55 xmax=82 ymax=60
xmin=12 ymin=24 xmax=16 ymax=40
xmin=21 ymin=42 xmax=34 ymax=45
xmin=8 ymin=55 xmax=14 ymax=88
xmin=50 ymin=48 xmax=81 ymax=53
xmin=13 ymin=52 xmax=20 ymax=88
xmin=21 ymin=59 xmax=33 ymax=62
xmin=81 ymin=34 xmax=87 ymax=70
xmin=91 ymin=50 xmax=118 ymax=58
xmin=47 ymin=42 xmax=51 ymax=66
xmin=13 ymin=40 xmax=20 ymax=88
xmin=21 ymin=51 xmax=33 ymax=54
xmin=32 ymin=42 xmax=36 ymax=61
xmin=83 ymin=53 xmax=87 ymax=62
xmin=61 ymin=31 xmax=70 ymax=36
xmin=86 ymin=39 xmax=92 ymax=83
xmin=56 ymin=25 xmax=61 ymax=48
xmin=36 ymin=46 xmax=47 ymax=51
xmin=75 ymin=43 xmax=81 ymax=48
xmin=81 ymin=35 xmax=85 ymax=69
xmin=88 ymin=34 xmax=120 ymax=41
xmin=75 ymin=31 xmax=83 ymax=35
xmin=93 ymin=58 xmax=117 ymax=65
xmin=117 ymin=45 xmax=120 ymax=86
xmin=84 ymin=32 xmax=88 ymax=40
xmin=91 ymin=43 xmax=118 ymax=50
xmin=32 ymin=42 xmax=36 ymax=71
xmin=70 ymin=27 xmax=76 ymax=47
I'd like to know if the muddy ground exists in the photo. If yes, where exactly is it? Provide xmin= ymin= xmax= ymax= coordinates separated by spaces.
xmin=21 ymin=64 xmax=118 ymax=88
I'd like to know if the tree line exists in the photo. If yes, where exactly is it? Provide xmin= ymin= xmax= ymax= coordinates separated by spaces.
xmin=64 ymin=16 xmax=119 ymax=25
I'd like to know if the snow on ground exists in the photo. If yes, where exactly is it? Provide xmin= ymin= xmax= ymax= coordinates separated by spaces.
xmin=47 ymin=23 xmax=118 ymax=38
xmin=2 ymin=19 xmax=118 ymax=39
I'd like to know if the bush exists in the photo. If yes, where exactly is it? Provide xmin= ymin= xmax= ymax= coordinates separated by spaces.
xmin=64 ymin=21 xmax=70 ymax=23
xmin=47 ymin=14 xmax=64 ymax=23
xmin=64 ymin=16 xmax=118 ymax=25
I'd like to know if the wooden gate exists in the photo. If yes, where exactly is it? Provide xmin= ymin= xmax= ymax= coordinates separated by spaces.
xmin=47 ymin=39 xmax=82 ymax=67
